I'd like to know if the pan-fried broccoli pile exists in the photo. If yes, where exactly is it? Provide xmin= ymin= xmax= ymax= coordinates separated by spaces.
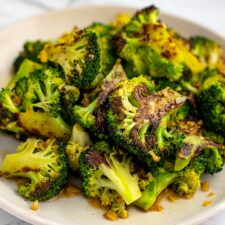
xmin=0 ymin=5 xmax=225 ymax=221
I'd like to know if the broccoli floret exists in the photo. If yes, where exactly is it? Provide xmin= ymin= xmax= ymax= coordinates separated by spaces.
xmin=60 ymin=84 xmax=80 ymax=125
xmin=13 ymin=40 xmax=47 ymax=72
xmin=85 ymin=23 xmax=116 ymax=87
xmin=0 ymin=138 xmax=68 ymax=201
xmin=0 ymin=88 xmax=19 ymax=114
xmin=40 ymin=28 xmax=100 ymax=89
xmin=65 ymin=123 xmax=92 ymax=171
xmin=15 ymin=66 xmax=71 ymax=140
xmin=79 ymin=142 xmax=141 ymax=206
xmin=197 ymin=147 xmax=224 ymax=174
xmin=202 ymin=129 xmax=225 ymax=144
xmin=174 ymin=135 xmax=219 ymax=171
xmin=197 ymin=73 xmax=225 ymax=135
xmin=173 ymin=167 xmax=201 ymax=199
xmin=173 ymin=146 xmax=224 ymax=198
xmin=169 ymin=31 xmax=205 ymax=75
xmin=114 ymin=6 xmax=184 ymax=81
xmin=73 ymin=62 xmax=127 ymax=139
xmin=107 ymin=76 xmax=187 ymax=167
xmin=8 ymin=59 xmax=42 ymax=90
xmin=124 ymin=5 xmax=159 ymax=35
xmin=190 ymin=36 xmax=225 ymax=73
xmin=135 ymin=171 xmax=177 ymax=211
xmin=0 ymin=88 xmax=24 ymax=136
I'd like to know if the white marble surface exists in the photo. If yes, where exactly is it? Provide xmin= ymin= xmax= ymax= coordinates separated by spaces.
xmin=0 ymin=0 xmax=225 ymax=224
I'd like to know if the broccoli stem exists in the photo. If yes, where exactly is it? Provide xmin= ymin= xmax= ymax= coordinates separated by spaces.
xmin=99 ymin=155 xmax=141 ymax=205
xmin=2 ymin=94 xmax=19 ymax=114
xmin=138 ymin=122 xmax=151 ymax=144
xmin=135 ymin=172 xmax=177 ymax=211
xmin=18 ymin=111 xmax=71 ymax=140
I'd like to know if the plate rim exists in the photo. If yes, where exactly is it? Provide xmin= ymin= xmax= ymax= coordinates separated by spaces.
xmin=0 ymin=4 xmax=225 ymax=225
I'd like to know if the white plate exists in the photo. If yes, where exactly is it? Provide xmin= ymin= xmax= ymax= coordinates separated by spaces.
xmin=0 ymin=5 xmax=225 ymax=225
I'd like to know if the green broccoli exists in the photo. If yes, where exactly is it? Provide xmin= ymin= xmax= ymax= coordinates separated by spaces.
xmin=135 ymin=171 xmax=177 ymax=211
xmin=124 ymin=5 xmax=159 ymax=35
xmin=79 ymin=142 xmax=141 ymax=204
xmin=40 ymin=28 xmax=100 ymax=89
xmin=79 ymin=142 xmax=141 ymax=217
xmin=0 ymin=138 xmax=68 ymax=201
xmin=173 ymin=146 xmax=224 ymax=198
xmin=173 ymin=167 xmax=201 ymax=199
xmin=174 ymin=134 xmax=220 ymax=171
xmin=170 ymin=32 xmax=205 ymax=75
xmin=15 ymin=66 xmax=71 ymax=140
xmin=73 ymin=61 xmax=127 ymax=139
xmin=0 ymin=88 xmax=24 ymax=136
xmin=60 ymin=84 xmax=80 ymax=125
xmin=197 ymin=72 xmax=225 ymax=136
xmin=107 ymin=76 xmax=187 ymax=167
xmin=85 ymin=22 xmax=116 ymax=88
xmin=65 ymin=123 xmax=92 ymax=171
xmin=190 ymin=36 xmax=225 ymax=73
xmin=114 ymin=6 xmax=184 ymax=81
xmin=13 ymin=40 xmax=47 ymax=72
xmin=8 ymin=59 xmax=42 ymax=90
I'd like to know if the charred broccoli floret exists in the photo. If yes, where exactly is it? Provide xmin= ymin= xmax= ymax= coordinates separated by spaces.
xmin=190 ymin=36 xmax=225 ymax=73
xmin=0 ymin=138 xmax=68 ymax=201
xmin=65 ymin=123 xmax=92 ymax=171
xmin=173 ymin=146 xmax=224 ymax=198
xmin=40 ymin=28 xmax=100 ymax=89
xmin=107 ymin=76 xmax=187 ymax=166
xmin=73 ymin=61 xmax=127 ymax=139
xmin=174 ymin=134 xmax=221 ymax=171
xmin=14 ymin=40 xmax=47 ymax=72
xmin=114 ymin=6 xmax=184 ymax=81
xmin=15 ymin=66 xmax=71 ymax=140
xmin=79 ymin=142 xmax=141 ymax=217
xmin=85 ymin=22 xmax=116 ymax=87
xmin=124 ymin=5 xmax=159 ymax=35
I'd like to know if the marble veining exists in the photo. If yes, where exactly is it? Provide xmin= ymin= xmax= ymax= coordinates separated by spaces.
xmin=0 ymin=0 xmax=225 ymax=224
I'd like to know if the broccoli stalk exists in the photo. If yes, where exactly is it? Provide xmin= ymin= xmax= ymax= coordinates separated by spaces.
xmin=73 ymin=99 xmax=97 ymax=130
xmin=0 ymin=138 xmax=68 ymax=201
xmin=79 ymin=144 xmax=141 ymax=205
xmin=135 ymin=172 xmax=177 ymax=211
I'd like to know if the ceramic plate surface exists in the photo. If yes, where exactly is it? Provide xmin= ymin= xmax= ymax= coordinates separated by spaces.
xmin=0 ymin=5 xmax=225 ymax=225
